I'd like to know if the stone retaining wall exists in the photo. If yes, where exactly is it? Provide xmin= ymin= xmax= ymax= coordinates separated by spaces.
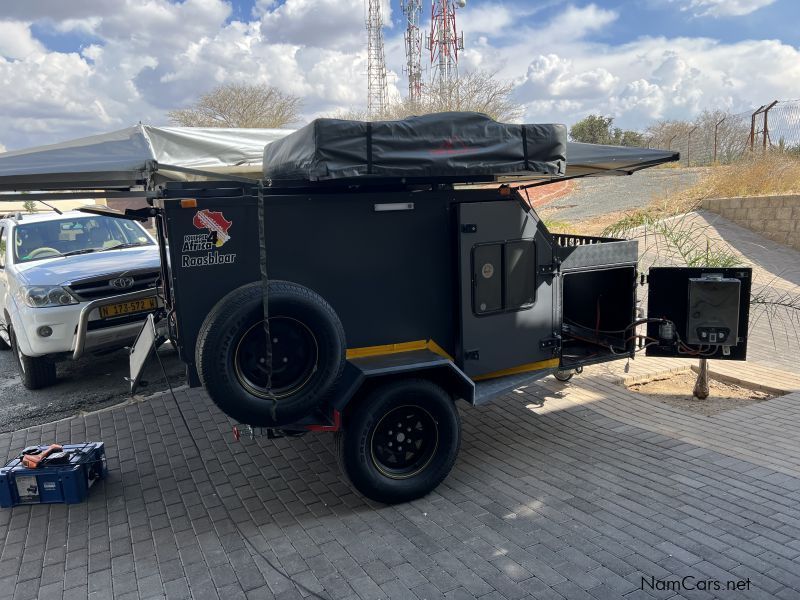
xmin=703 ymin=194 xmax=800 ymax=251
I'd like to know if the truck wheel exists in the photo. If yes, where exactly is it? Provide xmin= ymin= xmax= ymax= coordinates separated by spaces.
xmin=0 ymin=326 xmax=10 ymax=350
xmin=196 ymin=281 xmax=345 ymax=427
xmin=10 ymin=327 xmax=57 ymax=389
xmin=336 ymin=379 xmax=461 ymax=504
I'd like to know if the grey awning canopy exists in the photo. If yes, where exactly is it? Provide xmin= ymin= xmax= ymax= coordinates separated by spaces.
xmin=564 ymin=142 xmax=679 ymax=177
xmin=0 ymin=115 xmax=678 ymax=197
xmin=0 ymin=124 xmax=291 ymax=192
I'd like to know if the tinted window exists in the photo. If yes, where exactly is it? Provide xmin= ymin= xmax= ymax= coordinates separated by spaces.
xmin=13 ymin=216 xmax=153 ymax=263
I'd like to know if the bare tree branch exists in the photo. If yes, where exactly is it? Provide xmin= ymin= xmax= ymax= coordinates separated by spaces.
xmin=168 ymin=83 xmax=303 ymax=129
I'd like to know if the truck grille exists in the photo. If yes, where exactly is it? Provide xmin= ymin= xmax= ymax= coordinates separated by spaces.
xmin=66 ymin=269 xmax=160 ymax=301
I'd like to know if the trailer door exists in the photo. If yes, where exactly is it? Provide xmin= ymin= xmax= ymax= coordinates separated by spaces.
xmin=457 ymin=201 xmax=558 ymax=379
xmin=645 ymin=267 xmax=751 ymax=360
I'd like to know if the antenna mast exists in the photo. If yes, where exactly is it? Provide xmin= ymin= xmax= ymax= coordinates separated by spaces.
xmin=366 ymin=0 xmax=389 ymax=117
xmin=427 ymin=0 xmax=465 ymax=98
xmin=401 ymin=0 xmax=423 ymax=103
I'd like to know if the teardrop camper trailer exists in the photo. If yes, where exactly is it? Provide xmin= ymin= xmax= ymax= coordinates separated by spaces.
xmin=3 ymin=113 xmax=746 ymax=504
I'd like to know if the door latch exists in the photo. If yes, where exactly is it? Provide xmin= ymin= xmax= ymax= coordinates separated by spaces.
xmin=540 ymin=335 xmax=561 ymax=350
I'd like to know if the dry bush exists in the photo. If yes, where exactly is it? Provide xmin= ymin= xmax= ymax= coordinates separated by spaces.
xmin=603 ymin=153 xmax=800 ymax=239
xmin=695 ymin=153 xmax=800 ymax=199
xmin=169 ymin=83 xmax=302 ymax=129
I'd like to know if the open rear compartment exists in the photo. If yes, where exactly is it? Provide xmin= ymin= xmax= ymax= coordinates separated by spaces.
xmin=552 ymin=233 xmax=639 ymax=369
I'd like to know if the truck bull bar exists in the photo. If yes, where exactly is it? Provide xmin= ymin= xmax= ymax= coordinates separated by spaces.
xmin=72 ymin=288 xmax=160 ymax=360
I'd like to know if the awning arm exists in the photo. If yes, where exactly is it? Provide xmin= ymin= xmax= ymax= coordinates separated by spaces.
xmin=0 ymin=191 xmax=151 ymax=203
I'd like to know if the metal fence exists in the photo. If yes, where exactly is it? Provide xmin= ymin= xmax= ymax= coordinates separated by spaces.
xmin=645 ymin=99 xmax=800 ymax=166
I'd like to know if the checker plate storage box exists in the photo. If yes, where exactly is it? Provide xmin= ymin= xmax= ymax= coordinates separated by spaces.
xmin=0 ymin=442 xmax=107 ymax=507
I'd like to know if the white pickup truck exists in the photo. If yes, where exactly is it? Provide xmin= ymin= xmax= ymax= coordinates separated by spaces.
xmin=0 ymin=211 xmax=161 ymax=389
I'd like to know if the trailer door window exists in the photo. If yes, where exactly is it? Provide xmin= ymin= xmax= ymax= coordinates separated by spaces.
xmin=472 ymin=239 xmax=536 ymax=315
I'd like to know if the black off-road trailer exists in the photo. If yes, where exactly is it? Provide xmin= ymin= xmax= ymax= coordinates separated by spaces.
xmin=120 ymin=114 xmax=751 ymax=503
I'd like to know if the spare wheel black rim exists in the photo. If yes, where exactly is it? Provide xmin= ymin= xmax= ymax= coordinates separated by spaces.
xmin=234 ymin=317 xmax=318 ymax=399
xmin=370 ymin=405 xmax=439 ymax=479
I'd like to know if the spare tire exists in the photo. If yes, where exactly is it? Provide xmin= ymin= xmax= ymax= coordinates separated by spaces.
xmin=196 ymin=280 xmax=346 ymax=427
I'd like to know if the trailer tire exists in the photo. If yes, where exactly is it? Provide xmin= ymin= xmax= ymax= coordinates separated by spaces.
xmin=336 ymin=379 xmax=460 ymax=504
xmin=554 ymin=369 xmax=574 ymax=382
xmin=196 ymin=281 xmax=345 ymax=427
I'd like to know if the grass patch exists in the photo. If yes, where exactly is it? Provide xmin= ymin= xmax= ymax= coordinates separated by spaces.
xmin=699 ymin=153 xmax=800 ymax=199
xmin=602 ymin=153 xmax=800 ymax=238
xmin=542 ymin=218 xmax=572 ymax=233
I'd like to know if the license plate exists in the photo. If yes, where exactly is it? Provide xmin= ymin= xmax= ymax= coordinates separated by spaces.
xmin=99 ymin=297 xmax=157 ymax=319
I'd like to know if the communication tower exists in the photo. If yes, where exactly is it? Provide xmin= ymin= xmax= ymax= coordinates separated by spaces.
xmin=427 ymin=0 xmax=465 ymax=97
xmin=366 ymin=0 xmax=389 ymax=117
xmin=401 ymin=0 xmax=423 ymax=103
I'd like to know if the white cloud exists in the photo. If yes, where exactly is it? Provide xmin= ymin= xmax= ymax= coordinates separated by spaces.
xmin=0 ymin=143 xmax=6 ymax=153
xmin=0 ymin=0 xmax=797 ymax=152
xmin=513 ymin=35 xmax=800 ymax=129
xmin=0 ymin=21 xmax=45 ymax=59
xmin=672 ymin=0 xmax=777 ymax=17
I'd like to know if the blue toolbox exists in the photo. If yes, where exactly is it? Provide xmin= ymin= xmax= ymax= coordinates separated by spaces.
xmin=0 ymin=442 xmax=107 ymax=507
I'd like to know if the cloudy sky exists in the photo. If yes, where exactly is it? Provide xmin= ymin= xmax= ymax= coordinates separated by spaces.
xmin=0 ymin=0 xmax=798 ymax=151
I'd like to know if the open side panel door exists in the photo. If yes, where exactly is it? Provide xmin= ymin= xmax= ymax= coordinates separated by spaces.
xmin=645 ymin=267 xmax=752 ymax=360
xmin=457 ymin=201 xmax=558 ymax=379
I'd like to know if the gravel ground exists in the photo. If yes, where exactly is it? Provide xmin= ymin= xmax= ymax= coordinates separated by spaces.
xmin=543 ymin=166 xmax=707 ymax=223
xmin=626 ymin=369 xmax=774 ymax=416
xmin=0 ymin=342 xmax=185 ymax=432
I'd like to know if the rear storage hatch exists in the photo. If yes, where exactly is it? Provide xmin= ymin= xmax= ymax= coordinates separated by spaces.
xmin=554 ymin=233 xmax=638 ymax=369
xmin=645 ymin=267 xmax=751 ymax=360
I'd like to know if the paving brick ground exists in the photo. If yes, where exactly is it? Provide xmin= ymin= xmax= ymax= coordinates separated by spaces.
xmin=1 ymin=212 xmax=799 ymax=600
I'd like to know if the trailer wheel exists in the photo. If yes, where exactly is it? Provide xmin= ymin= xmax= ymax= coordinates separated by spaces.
xmin=196 ymin=281 xmax=345 ymax=427
xmin=554 ymin=369 xmax=574 ymax=382
xmin=336 ymin=379 xmax=461 ymax=504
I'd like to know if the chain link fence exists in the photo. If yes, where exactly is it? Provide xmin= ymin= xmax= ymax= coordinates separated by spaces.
xmin=645 ymin=99 xmax=800 ymax=166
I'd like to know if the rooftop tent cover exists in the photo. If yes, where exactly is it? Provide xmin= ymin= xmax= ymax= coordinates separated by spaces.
xmin=262 ymin=112 xmax=568 ymax=181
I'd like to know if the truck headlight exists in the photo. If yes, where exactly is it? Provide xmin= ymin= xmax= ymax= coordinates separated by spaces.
xmin=19 ymin=286 xmax=78 ymax=308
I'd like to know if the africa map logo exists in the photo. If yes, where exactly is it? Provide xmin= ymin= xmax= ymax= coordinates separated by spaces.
xmin=192 ymin=209 xmax=232 ymax=247
xmin=180 ymin=209 xmax=237 ymax=268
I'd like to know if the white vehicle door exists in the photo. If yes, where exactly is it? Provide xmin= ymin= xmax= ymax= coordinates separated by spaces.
xmin=0 ymin=225 xmax=7 ymax=327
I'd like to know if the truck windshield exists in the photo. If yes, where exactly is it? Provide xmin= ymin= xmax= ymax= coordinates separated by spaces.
xmin=13 ymin=215 xmax=153 ymax=263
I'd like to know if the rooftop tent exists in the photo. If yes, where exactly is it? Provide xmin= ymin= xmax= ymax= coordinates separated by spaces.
xmin=0 ymin=124 xmax=292 ymax=192
xmin=263 ymin=112 xmax=568 ymax=182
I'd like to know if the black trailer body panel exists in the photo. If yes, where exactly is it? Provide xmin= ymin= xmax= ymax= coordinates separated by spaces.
xmin=157 ymin=191 xmax=260 ymax=374
xmin=646 ymin=267 xmax=751 ymax=360
xmin=157 ymin=185 xmax=531 ymax=383
xmin=457 ymin=201 xmax=557 ymax=378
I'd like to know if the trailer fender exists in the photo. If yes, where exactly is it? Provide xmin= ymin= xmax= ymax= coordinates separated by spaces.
xmin=332 ymin=349 xmax=475 ymax=412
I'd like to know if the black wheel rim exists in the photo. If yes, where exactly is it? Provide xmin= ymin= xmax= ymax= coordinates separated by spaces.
xmin=370 ymin=405 xmax=439 ymax=479
xmin=234 ymin=317 xmax=318 ymax=399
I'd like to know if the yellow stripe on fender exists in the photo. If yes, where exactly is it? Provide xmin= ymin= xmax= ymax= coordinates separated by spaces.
xmin=472 ymin=358 xmax=560 ymax=381
xmin=346 ymin=339 xmax=453 ymax=361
